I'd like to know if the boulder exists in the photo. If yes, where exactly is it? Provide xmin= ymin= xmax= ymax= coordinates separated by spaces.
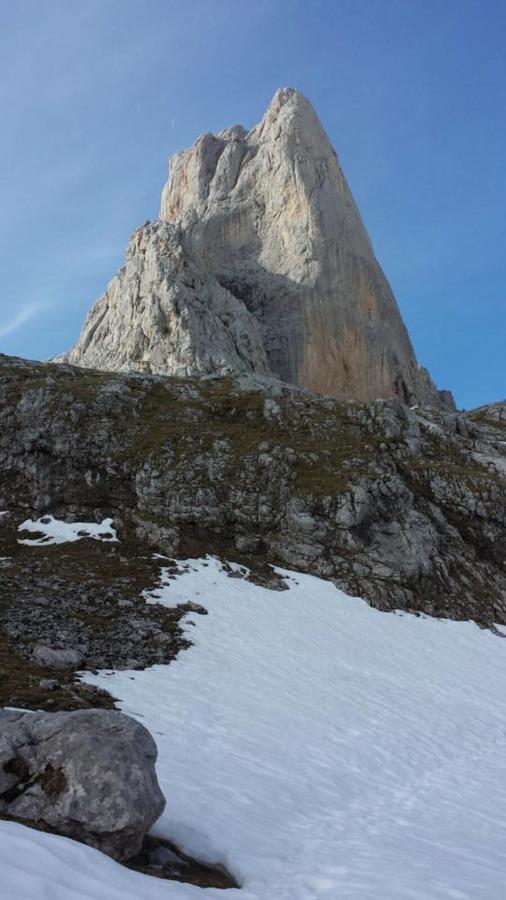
xmin=31 ymin=645 xmax=84 ymax=668
xmin=0 ymin=708 xmax=165 ymax=860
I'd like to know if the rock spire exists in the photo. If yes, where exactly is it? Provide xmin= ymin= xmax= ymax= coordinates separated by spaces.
xmin=57 ymin=87 xmax=453 ymax=408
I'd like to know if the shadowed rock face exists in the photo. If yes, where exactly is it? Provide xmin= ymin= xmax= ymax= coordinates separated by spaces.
xmin=58 ymin=88 xmax=453 ymax=409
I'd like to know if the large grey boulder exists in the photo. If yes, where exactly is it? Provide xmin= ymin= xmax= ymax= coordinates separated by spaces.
xmin=57 ymin=87 xmax=453 ymax=410
xmin=0 ymin=708 xmax=165 ymax=860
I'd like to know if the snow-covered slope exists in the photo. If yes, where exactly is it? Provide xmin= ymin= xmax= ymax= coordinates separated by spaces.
xmin=3 ymin=559 xmax=506 ymax=899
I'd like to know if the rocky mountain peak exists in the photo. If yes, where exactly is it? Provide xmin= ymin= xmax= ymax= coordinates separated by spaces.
xmin=252 ymin=85 xmax=324 ymax=139
xmin=57 ymin=89 xmax=454 ymax=410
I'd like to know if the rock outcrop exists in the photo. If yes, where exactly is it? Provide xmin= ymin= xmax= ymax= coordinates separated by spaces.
xmin=1 ymin=355 xmax=503 ymax=625
xmin=57 ymin=88 xmax=453 ymax=409
xmin=0 ymin=708 xmax=165 ymax=860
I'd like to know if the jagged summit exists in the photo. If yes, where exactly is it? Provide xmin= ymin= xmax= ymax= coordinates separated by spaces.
xmin=57 ymin=88 xmax=453 ymax=409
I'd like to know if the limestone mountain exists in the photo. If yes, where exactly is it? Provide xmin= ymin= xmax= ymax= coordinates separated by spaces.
xmin=57 ymin=88 xmax=453 ymax=408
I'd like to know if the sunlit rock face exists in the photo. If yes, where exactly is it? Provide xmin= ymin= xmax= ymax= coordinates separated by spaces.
xmin=59 ymin=87 xmax=453 ymax=409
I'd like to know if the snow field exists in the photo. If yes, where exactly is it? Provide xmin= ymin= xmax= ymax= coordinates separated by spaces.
xmin=2 ymin=558 xmax=506 ymax=899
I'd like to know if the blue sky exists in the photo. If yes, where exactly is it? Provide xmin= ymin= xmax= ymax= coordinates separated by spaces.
xmin=0 ymin=0 xmax=504 ymax=408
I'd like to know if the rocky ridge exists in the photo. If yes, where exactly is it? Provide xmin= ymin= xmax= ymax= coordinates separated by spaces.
xmin=57 ymin=88 xmax=452 ymax=410
xmin=1 ymin=354 xmax=504 ymax=636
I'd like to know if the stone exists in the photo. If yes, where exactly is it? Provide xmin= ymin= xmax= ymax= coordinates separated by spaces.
xmin=149 ymin=846 xmax=186 ymax=867
xmin=56 ymin=88 xmax=453 ymax=410
xmin=31 ymin=645 xmax=84 ymax=669
xmin=38 ymin=678 xmax=59 ymax=691
xmin=0 ymin=708 xmax=165 ymax=860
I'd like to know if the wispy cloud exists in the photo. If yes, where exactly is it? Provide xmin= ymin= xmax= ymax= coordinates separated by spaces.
xmin=0 ymin=304 xmax=43 ymax=340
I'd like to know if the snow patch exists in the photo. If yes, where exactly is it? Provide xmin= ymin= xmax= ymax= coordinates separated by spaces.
xmin=17 ymin=516 xmax=118 ymax=546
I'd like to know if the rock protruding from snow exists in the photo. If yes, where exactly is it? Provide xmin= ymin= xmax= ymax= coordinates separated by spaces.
xmin=0 ymin=708 xmax=165 ymax=860
xmin=57 ymin=88 xmax=453 ymax=409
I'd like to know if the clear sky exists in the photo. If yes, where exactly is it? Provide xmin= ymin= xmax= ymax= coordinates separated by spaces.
xmin=0 ymin=0 xmax=504 ymax=408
